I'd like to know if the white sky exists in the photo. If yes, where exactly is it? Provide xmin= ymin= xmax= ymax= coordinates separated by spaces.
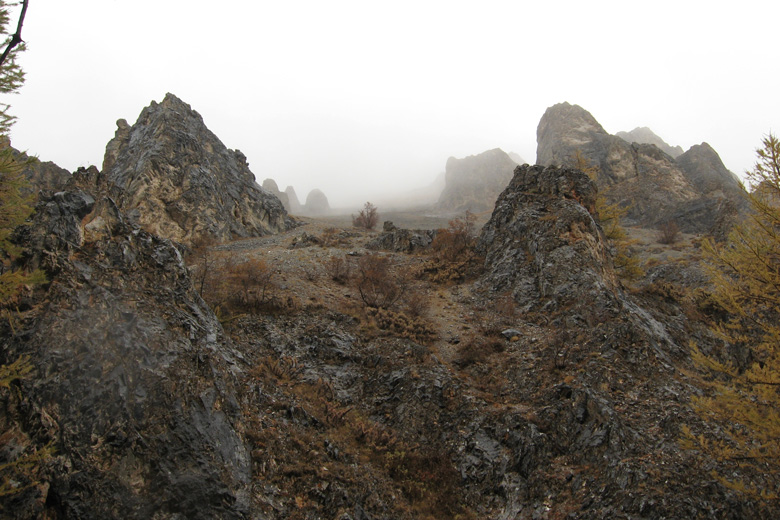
xmin=5 ymin=0 xmax=780 ymax=208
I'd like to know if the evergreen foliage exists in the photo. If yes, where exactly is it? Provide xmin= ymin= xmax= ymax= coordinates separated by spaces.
xmin=685 ymin=133 xmax=780 ymax=498
xmin=0 ymin=0 xmax=27 ymax=135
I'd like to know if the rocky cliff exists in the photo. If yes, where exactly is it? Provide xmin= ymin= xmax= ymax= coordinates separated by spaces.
xmin=10 ymin=146 xmax=71 ymax=197
xmin=99 ymin=93 xmax=294 ymax=245
xmin=536 ymin=102 xmax=745 ymax=232
xmin=436 ymin=148 xmax=518 ymax=214
xmin=2 ymin=190 xmax=252 ymax=518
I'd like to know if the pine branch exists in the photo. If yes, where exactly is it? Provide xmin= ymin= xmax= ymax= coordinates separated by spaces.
xmin=0 ymin=0 xmax=28 ymax=68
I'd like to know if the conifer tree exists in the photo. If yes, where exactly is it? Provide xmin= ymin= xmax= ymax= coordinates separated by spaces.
xmin=573 ymin=150 xmax=643 ymax=280
xmin=684 ymin=133 xmax=780 ymax=498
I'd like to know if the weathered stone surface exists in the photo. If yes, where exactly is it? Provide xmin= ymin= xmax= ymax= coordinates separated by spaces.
xmin=436 ymin=148 xmax=518 ymax=214
xmin=537 ymin=102 xmax=703 ymax=228
xmin=478 ymin=164 xmax=619 ymax=316
xmin=616 ymin=126 xmax=684 ymax=158
xmin=10 ymin=146 xmax=71 ymax=197
xmin=3 ymin=191 xmax=252 ymax=519
xmin=367 ymin=221 xmax=437 ymax=253
xmin=98 ymin=93 xmax=294 ymax=245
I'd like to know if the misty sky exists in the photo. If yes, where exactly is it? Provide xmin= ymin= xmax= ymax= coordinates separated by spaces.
xmin=6 ymin=1 xmax=780 ymax=208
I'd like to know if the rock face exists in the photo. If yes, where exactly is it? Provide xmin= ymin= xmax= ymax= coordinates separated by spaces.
xmin=10 ymin=146 xmax=71 ymax=197
xmin=536 ymin=102 xmax=744 ymax=232
xmin=3 ymin=191 xmax=251 ymax=518
xmin=99 ymin=93 xmax=294 ymax=245
xmin=303 ymin=188 xmax=330 ymax=216
xmin=478 ymin=164 xmax=619 ymax=315
xmin=262 ymin=178 xmax=291 ymax=212
xmin=436 ymin=148 xmax=518 ymax=214
xmin=616 ymin=126 xmax=684 ymax=158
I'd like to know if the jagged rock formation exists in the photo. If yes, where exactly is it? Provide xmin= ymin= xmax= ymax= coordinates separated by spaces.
xmin=436 ymin=148 xmax=518 ymax=214
xmin=10 ymin=147 xmax=71 ymax=197
xmin=283 ymin=186 xmax=303 ymax=214
xmin=261 ymin=178 xmax=291 ymax=212
xmin=367 ymin=221 xmax=437 ymax=253
xmin=616 ymin=126 xmax=684 ymax=158
xmin=471 ymin=164 xmax=756 ymax=516
xmin=536 ymin=102 xmax=744 ymax=232
xmin=3 ymin=190 xmax=252 ymax=518
xmin=98 ymin=93 xmax=294 ymax=245
xmin=676 ymin=142 xmax=744 ymax=197
xmin=303 ymin=188 xmax=330 ymax=216
xmin=478 ymin=164 xmax=619 ymax=315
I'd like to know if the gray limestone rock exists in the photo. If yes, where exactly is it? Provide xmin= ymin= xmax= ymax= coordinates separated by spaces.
xmin=98 ymin=93 xmax=294 ymax=245
xmin=4 ymin=190 xmax=252 ymax=518
xmin=536 ymin=102 xmax=743 ymax=231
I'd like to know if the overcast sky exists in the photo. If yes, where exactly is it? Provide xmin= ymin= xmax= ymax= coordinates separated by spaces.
xmin=6 ymin=1 xmax=780 ymax=208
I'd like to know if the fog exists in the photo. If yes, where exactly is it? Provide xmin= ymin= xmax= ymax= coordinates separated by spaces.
xmin=6 ymin=1 xmax=780 ymax=208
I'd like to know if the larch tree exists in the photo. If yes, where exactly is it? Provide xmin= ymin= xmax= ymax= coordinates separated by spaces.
xmin=684 ymin=133 xmax=780 ymax=499
xmin=573 ymin=150 xmax=643 ymax=280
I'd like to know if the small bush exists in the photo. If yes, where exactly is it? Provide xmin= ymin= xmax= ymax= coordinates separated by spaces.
xmin=657 ymin=220 xmax=680 ymax=245
xmin=455 ymin=338 xmax=505 ymax=368
xmin=355 ymin=254 xmax=405 ymax=309
xmin=327 ymin=255 xmax=351 ymax=284
xmin=352 ymin=202 xmax=379 ymax=230
xmin=431 ymin=212 xmax=476 ymax=262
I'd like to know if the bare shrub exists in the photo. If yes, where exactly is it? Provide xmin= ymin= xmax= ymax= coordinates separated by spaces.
xmin=327 ymin=255 xmax=351 ymax=284
xmin=355 ymin=254 xmax=405 ymax=309
xmin=657 ymin=220 xmax=680 ymax=245
xmin=431 ymin=212 xmax=476 ymax=262
xmin=352 ymin=202 xmax=379 ymax=230
xmin=227 ymin=257 xmax=275 ymax=310
xmin=187 ymin=235 xmax=218 ymax=297
xmin=403 ymin=289 xmax=430 ymax=318
xmin=455 ymin=338 xmax=505 ymax=368
xmin=366 ymin=307 xmax=437 ymax=344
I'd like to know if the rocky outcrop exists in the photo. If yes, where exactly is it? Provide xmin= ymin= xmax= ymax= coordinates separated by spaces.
xmin=262 ymin=178 xmax=291 ymax=212
xmin=676 ymin=142 xmax=744 ymax=197
xmin=9 ymin=147 xmax=71 ymax=197
xmin=284 ymin=186 xmax=303 ymax=214
xmin=367 ymin=221 xmax=437 ymax=253
xmin=436 ymin=148 xmax=518 ymax=214
xmin=478 ymin=164 xmax=619 ymax=316
xmin=536 ymin=102 xmax=743 ymax=231
xmin=3 ymin=191 xmax=252 ymax=518
xmin=303 ymin=188 xmax=330 ymax=216
xmin=98 ymin=93 xmax=294 ymax=245
xmin=616 ymin=126 xmax=684 ymax=158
